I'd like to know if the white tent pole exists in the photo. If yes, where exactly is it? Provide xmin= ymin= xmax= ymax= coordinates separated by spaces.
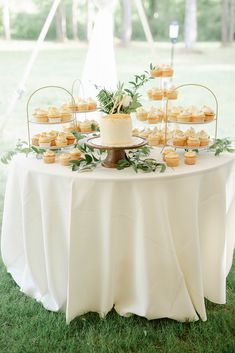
xmin=134 ymin=0 xmax=155 ymax=57
xmin=0 ymin=0 xmax=61 ymax=134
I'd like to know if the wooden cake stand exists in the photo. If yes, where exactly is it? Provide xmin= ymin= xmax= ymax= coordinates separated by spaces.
xmin=86 ymin=136 xmax=147 ymax=168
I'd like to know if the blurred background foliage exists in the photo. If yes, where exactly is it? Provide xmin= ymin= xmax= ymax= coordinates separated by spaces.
xmin=0 ymin=0 xmax=231 ymax=42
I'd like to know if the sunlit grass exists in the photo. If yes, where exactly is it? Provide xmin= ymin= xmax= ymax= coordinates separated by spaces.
xmin=0 ymin=255 xmax=234 ymax=353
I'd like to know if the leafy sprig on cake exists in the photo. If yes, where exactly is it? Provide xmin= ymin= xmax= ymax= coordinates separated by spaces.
xmin=97 ymin=69 xmax=152 ymax=115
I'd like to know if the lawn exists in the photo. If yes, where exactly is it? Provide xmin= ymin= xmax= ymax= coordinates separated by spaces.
xmin=0 ymin=41 xmax=235 ymax=353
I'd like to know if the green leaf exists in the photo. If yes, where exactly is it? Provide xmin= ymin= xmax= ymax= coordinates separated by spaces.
xmin=159 ymin=163 xmax=166 ymax=173
xmin=72 ymin=164 xmax=79 ymax=171
xmin=117 ymin=159 xmax=130 ymax=170
xmin=69 ymin=159 xmax=80 ymax=166
xmin=84 ymin=154 xmax=93 ymax=164
xmin=92 ymin=155 xmax=99 ymax=162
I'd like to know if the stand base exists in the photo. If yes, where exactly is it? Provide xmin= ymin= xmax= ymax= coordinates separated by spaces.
xmin=86 ymin=136 xmax=147 ymax=169
xmin=102 ymin=149 xmax=127 ymax=168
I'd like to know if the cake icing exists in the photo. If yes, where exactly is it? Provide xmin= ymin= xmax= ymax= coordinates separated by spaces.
xmin=100 ymin=114 xmax=132 ymax=146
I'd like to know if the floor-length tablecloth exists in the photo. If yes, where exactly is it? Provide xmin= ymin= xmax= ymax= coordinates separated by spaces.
xmin=1 ymin=152 xmax=235 ymax=323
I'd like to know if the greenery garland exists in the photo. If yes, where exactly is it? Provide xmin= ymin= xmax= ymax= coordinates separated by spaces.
xmin=208 ymin=137 xmax=235 ymax=155
xmin=1 ymin=138 xmax=234 ymax=174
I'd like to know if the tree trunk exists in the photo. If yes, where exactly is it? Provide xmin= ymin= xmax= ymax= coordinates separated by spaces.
xmin=149 ymin=0 xmax=157 ymax=15
xmin=72 ymin=0 xmax=79 ymax=40
xmin=184 ymin=0 xmax=197 ymax=49
xmin=221 ymin=0 xmax=234 ymax=45
xmin=56 ymin=1 xmax=67 ymax=42
xmin=3 ymin=0 xmax=11 ymax=40
xmin=121 ymin=0 xmax=132 ymax=46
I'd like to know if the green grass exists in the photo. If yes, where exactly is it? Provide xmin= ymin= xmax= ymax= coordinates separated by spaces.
xmin=0 ymin=255 xmax=234 ymax=353
xmin=0 ymin=41 xmax=235 ymax=352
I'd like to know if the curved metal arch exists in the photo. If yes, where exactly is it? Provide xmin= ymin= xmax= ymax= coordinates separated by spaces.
xmin=164 ymin=83 xmax=218 ymax=149
xmin=26 ymin=85 xmax=76 ymax=147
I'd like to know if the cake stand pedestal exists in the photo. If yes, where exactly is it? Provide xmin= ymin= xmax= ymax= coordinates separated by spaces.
xmin=86 ymin=136 xmax=147 ymax=168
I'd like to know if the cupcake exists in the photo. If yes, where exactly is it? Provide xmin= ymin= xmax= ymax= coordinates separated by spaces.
xmin=66 ymin=133 xmax=75 ymax=145
xmin=165 ymin=152 xmax=180 ymax=167
xmin=76 ymin=98 xmax=88 ymax=112
xmin=60 ymin=153 xmax=71 ymax=166
xmin=39 ymin=135 xmax=51 ymax=148
xmin=56 ymin=133 xmax=68 ymax=147
xmin=198 ymin=130 xmax=209 ymax=146
xmin=87 ymin=97 xmax=97 ymax=110
xmin=33 ymin=108 xmax=48 ymax=123
xmin=70 ymin=148 xmax=81 ymax=160
xmin=184 ymin=151 xmax=197 ymax=165
xmin=151 ymin=88 xmax=164 ymax=100
xmin=48 ymin=131 xmax=58 ymax=147
xmin=63 ymin=124 xmax=77 ymax=134
xmin=173 ymin=133 xmax=186 ymax=146
xmin=150 ymin=65 xmax=162 ymax=77
xmin=62 ymin=101 xmax=76 ymax=112
xmin=187 ymin=136 xmax=200 ymax=148
xmin=31 ymin=134 xmax=40 ymax=146
xmin=148 ymin=134 xmax=161 ymax=146
xmin=191 ymin=110 xmax=205 ymax=123
xmin=165 ymin=87 xmax=178 ymax=100
xmin=202 ymin=106 xmax=215 ymax=122
xmin=79 ymin=120 xmax=92 ymax=133
xmin=162 ymin=148 xmax=175 ymax=161
xmin=147 ymin=107 xmax=162 ymax=124
xmin=161 ymin=65 xmax=174 ymax=77
xmin=136 ymin=107 xmax=148 ymax=121
xmin=177 ymin=110 xmax=191 ymax=123
xmin=60 ymin=107 xmax=73 ymax=122
xmin=166 ymin=106 xmax=181 ymax=122
xmin=185 ymin=127 xmax=196 ymax=138
xmin=43 ymin=150 xmax=56 ymax=164
xmin=48 ymin=107 xmax=61 ymax=123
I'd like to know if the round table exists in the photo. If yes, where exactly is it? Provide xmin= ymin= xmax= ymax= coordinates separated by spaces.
xmin=1 ymin=151 xmax=235 ymax=323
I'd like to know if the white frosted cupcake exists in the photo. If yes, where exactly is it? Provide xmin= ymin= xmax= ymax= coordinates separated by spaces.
xmin=202 ymin=105 xmax=215 ymax=121
xmin=70 ymin=148 xmax=81 ymax=160
xmin=39 ymin=135 xmax=51 ymax=148
xmin=165 ymin=152 xmax=180 ymax=167
xmin=48 ymin=107 xmax=61 ymax=123
xmin=60 ymin=153 xmax=71 ymax=166
xmin=136 ymin=107 xmax=148 ymax=121
xmin=184 ymin=151 xmax=197 ymax=165
xmin=56 ymin=133 xmax=68 ymax=147
xmin=43 ymin=150 xmax=56 ymax=164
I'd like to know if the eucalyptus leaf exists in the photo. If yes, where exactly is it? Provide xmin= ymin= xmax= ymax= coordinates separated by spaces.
xmin=208 ymin=138 xmax=235 ymax=156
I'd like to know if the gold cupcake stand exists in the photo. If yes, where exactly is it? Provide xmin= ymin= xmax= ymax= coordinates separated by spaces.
xmin=26 ymin=85 xmax=77 ymax=150
xmin=138 ymin=82 xmax=218 ymax=151
xmin=164 ymin=83 xmax=218 ymax=149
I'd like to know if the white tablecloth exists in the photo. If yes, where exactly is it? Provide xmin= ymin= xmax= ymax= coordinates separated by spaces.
xmin=1 ymin=151 xmax=235 ymax=323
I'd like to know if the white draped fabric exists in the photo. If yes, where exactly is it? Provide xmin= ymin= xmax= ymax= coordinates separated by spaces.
xmin=82 ymin=0 xmax=117 ymax=97
xmin=1 ymin=152 xmax=235 ymax=323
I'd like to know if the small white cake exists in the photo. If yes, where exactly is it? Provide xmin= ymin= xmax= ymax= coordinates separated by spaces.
xmin=100 ymin=114 xmax=132 ymax=146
